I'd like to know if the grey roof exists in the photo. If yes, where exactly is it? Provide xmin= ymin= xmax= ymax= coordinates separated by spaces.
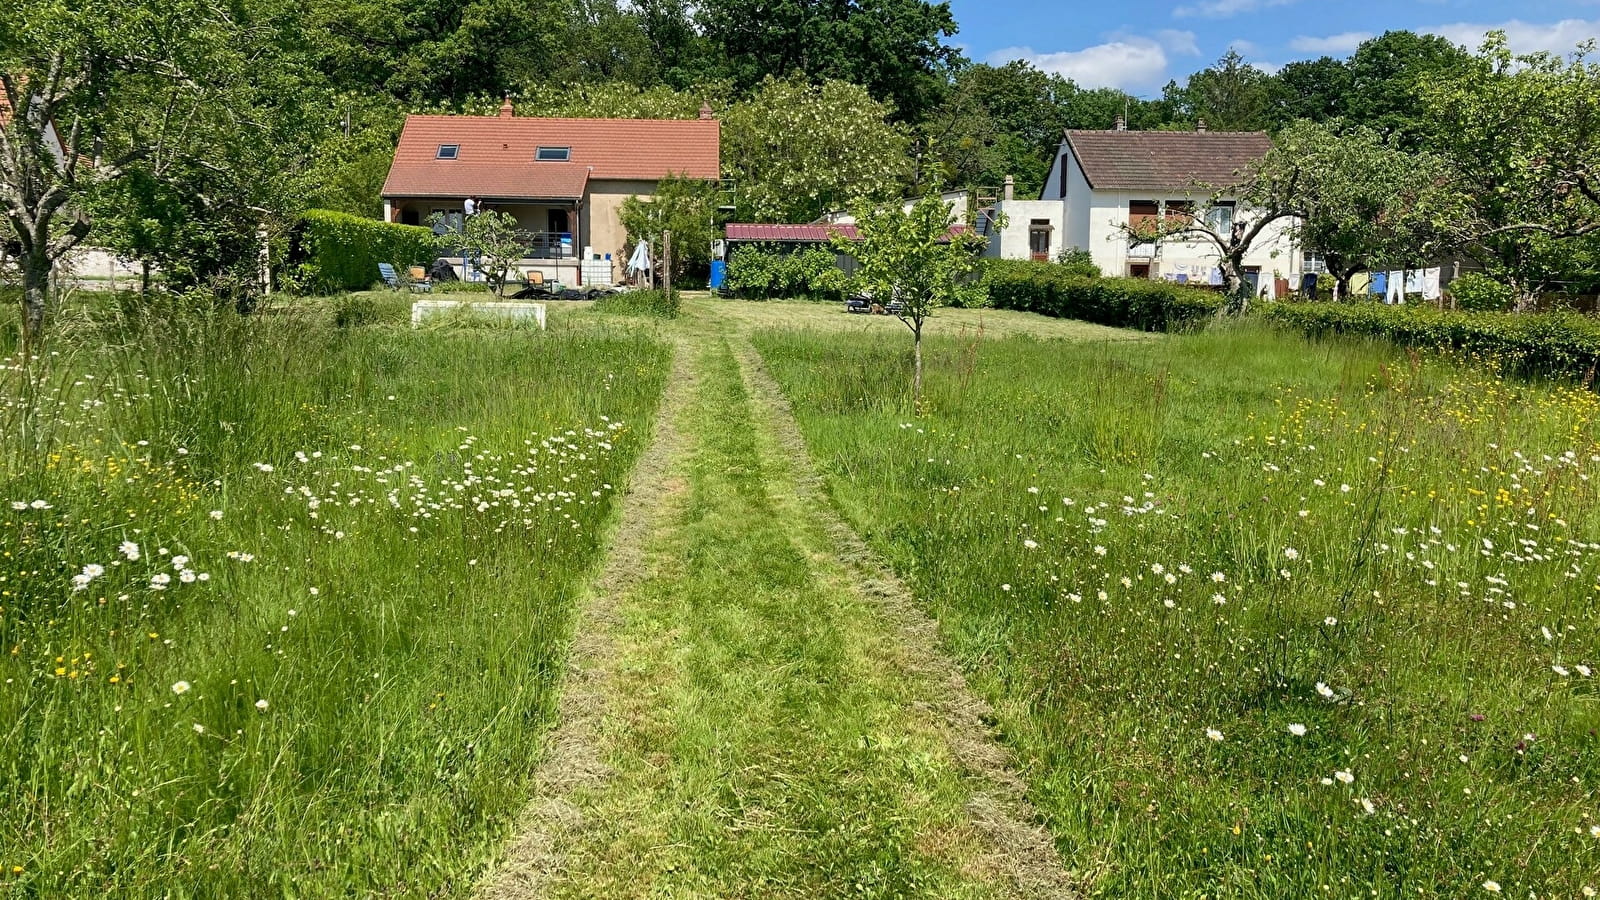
xmin=1063 ymin=130 xmax=1273 ymax=192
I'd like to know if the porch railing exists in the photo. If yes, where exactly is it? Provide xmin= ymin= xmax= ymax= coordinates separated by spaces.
xmin=438 ymin=231 xmax=576 ymax=260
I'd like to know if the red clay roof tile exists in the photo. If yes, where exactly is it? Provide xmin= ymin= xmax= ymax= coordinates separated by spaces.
xmin=382 ymin=115 xmax=720 ymax=201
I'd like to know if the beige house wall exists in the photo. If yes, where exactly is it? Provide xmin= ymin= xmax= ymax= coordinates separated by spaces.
xmin=583 ymin=179 xmax=658 ymax=280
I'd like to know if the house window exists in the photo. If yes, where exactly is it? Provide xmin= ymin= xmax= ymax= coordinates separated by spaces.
xmin=1128 ymin=200 xmax=1159 ymax=228
xmin=1303 ymin=251 xmax=1327 ymax=274
xmin=436 ymin=144 xmax=460 ymax=159
xmin=536 ymin=146 xmax=571 ymax=161
xmin=1164 ymin=200 xmax=1194 ymax=224
xmin=1028 ymin=219 xmax=1052 ymax=260
xmin=1205 ymin=201 xmax=1235 ymax=233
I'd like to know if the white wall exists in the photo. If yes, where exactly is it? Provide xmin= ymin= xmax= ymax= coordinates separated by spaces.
xmin=1081 ymin=192 xmax=1299 ymax=293
xmin=982 ymin=199 xmax=1067 ymax=260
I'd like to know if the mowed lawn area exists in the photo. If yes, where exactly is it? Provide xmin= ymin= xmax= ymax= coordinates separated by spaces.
xmin=755 ymin=320 xmax=1600 ymax=897
xmin=0 ymin=301 xmax=668 ymax=894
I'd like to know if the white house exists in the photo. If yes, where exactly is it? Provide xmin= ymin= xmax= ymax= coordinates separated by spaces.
xmin=982 ymin=122 xmax=1303 ymax=297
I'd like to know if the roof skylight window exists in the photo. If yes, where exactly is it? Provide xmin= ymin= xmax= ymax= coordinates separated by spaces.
xmin=436 ymin=144 xmax=460 ymax=159
xmin=536 ymin=146 xmax=571 ymax=161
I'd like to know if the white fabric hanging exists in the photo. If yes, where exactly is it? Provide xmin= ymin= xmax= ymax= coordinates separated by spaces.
xmin=626 ymin=241 xmax=652 ymax=279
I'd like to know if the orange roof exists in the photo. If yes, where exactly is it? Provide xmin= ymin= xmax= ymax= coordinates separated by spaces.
xmin=382 ymin=114 xmax=721 ymax=202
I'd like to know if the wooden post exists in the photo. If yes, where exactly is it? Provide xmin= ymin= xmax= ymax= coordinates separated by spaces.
xmin=662 ymin=229 xmax=672 ymax=300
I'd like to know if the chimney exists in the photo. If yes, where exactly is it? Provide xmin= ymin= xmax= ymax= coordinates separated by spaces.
xmin=1196 ymin=118 xmax=1207 ymax=133
xmin=1003 ymin=175 xmax=1014 ymax=202
xmin=1114 ymin=114 xmax=1126 ymax=131
xmin=699 ymin=102 xmax=714 ymax=120
xmin=498 ymin=97 xmax=514 ymax=118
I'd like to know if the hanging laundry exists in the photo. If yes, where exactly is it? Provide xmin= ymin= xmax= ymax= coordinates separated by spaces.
xmin=1351 ymin=272 xmax=1370 ymax=296
xmin=1405 ymin=270 xmax=1424 ymax=294
xmin=1300 ymin=272 xmax=1319 ymax=295
xmin=1387 ymin=271 xmax=1406 ymax=304
xmin=1370 ymin=272 xmax=1387 ymax=296
xmin=1422 ymin=267 xmax=1442 ymax=301
xmin=1209 ymin=268 xmax=1223 ymax=286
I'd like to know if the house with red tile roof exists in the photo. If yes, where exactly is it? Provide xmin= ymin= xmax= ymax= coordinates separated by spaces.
xmin=980 ymin=120 xmax=1303 ymax=297
xmin=381 ymin=100 xmax=720 ymax=284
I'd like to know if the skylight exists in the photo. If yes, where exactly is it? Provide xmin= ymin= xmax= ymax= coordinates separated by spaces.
xmin=536 ymin=146 xmax=570 ymax=162
xmin=436 ymin=144 xmax=459 ymax=160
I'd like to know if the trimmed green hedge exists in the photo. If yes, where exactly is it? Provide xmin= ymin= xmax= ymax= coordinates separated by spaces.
xmin=983 ymin=259 xmax=1221 ymax=331
xmin=296 ymin=210 xmax=438 ymax=294
xmin=1264 ymin=302 xmax=1600 ymax=379
xmin=723 ymin=246 xmax=852 ymax=302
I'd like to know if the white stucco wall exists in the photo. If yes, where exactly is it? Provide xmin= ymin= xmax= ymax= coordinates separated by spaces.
xmin=982 ymin=199 xmax=1067 ymax=260
xmin=1080 ymin=192 xmax=1299 ymax=293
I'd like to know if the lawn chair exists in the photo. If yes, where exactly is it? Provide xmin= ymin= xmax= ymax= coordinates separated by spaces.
xmin=377 ymin=263 xmax=402 ymax=290
xmin=510 ymin=269 xmax=551 ymax=300
xmin=406 ymin=266 xmax=433 ymax=293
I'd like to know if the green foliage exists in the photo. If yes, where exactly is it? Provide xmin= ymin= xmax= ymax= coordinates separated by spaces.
xmin=1263 ymin=301 xmax=1600 ymax=379
xmin=515 ymin=81 xmax=735 ymax=119
xmin=1054 ymin=248 xmax=1100 ymax=278
xmin=0 ymin=309 xmax=669 ymax=893
xmin=619 ymin=175 xmax=718 ymax=282
xmin=434 ymin=209 xmax=529 ymax=297
xmin=723 ymin=247 xmax=852 ymax=302
xmin=1447 ymin=273 xmax=1517 ymax=312
xmin=1164 ymin=49 xmax=1274 ymax=131
xmin=1275 ymin=120 xmax=1454 ymax=294
xmin=983 ymin=259 xmax=1222 ymax=331
xmin=758 ymin=322 xmax=1600 ymax=896
xmin=696 ymin=0 xmax=961 ymax=123
xmin=723 ymin=77 xmax=911 ymax=223
xmin=295 ymin=210 xmax=437 ymax=294
xmin=590 ymin=289 xmax=681 ymax=318
xmin=1420 ymin=34 xmax=1600 ymax=300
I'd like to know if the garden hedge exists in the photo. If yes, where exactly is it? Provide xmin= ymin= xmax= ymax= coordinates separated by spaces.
xmin=1264 ymin=302 xmax=1600 ymax=380
xmin=722 ymin=246 xmax=852 ymax=302
xmin=983 ymin=259 xmax=1221 ymax=331
xmin=296 ymin=209 xmax=438 ymax=294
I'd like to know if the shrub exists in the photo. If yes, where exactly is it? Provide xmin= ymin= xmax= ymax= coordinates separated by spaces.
xmin=1263 ymin=301 xmax=1600 ymax=380
xmin=293 ymin=210 xmax=438 ymax=294
xmin=983 ymin=259 xmax=1221 ymax=331
xmin=591 ymin=289 xmax=681 ymax=319
xmin=1054 ymin=248 xmax=1101 ymax=278
xmin=1447 ymin=272 xmax=1517 ymax=312
xmin=723 ymin=246 xmax=852 ymax=302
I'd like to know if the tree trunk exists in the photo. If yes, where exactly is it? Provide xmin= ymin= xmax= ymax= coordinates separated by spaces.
xmin=19 ymin=250 xmax=51 ymax=360
xmin=1219 ymin=255 xmax=1251 ymax=316
xmin=912 ymin=324 xmax=924 ymax=409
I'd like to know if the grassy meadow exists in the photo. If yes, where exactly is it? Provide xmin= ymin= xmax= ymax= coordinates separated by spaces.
xmin=0 ymin=294 xmax=668 ymax=894
xmin=755 ymin=322 xmax=1600 ymax=897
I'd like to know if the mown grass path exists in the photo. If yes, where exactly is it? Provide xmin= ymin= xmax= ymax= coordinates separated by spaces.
xmin=477 ymin=312 xmax=1074 ymax=898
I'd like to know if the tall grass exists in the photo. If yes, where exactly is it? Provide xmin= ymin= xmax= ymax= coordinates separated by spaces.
xmin=755 ymin=322 xmax=1600 ymax=897
xmin=0 ymin=304 xmax=669 ymax=894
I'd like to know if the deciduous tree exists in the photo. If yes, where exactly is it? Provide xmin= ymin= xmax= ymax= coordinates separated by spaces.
xmin=723 ymin=77 xmax=911 ymax=223
xmin=831 ymin=193 xmax=986 ymax=405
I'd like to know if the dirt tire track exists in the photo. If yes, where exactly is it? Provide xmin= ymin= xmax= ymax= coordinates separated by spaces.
xmin=474 ymin=336 xmax=698 ymax=899
xmin=734 ymin=339 xmax=1083 ymax=899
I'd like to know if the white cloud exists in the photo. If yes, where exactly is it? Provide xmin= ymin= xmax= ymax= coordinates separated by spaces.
xmin=1174 ymin=0 xmax=1294 ymax=20
xmin=988 ymin=38 xmax=1174 ymax=93
xmin=1427 ymin=19 xmax=1600 ymax=56
xmin=1289 ymin=31 xmax=1375 ymax=55
xmin=1156 ymin=29 xmax=1203 ymax=57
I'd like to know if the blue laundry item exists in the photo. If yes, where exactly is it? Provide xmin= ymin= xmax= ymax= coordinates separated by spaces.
xmin=1301 ymin=273 xmax=1319 ymax=294
xmin=1370 ymin=272 xmax=1387 ymax=295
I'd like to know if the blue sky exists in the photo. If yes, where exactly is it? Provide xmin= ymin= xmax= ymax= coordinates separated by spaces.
xmin=947 ymin=0 xmax=1600 ymax=95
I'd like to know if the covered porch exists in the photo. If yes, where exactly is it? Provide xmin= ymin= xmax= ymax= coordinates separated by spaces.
xmin=384 ymin=195 xmax=598 ymax=285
